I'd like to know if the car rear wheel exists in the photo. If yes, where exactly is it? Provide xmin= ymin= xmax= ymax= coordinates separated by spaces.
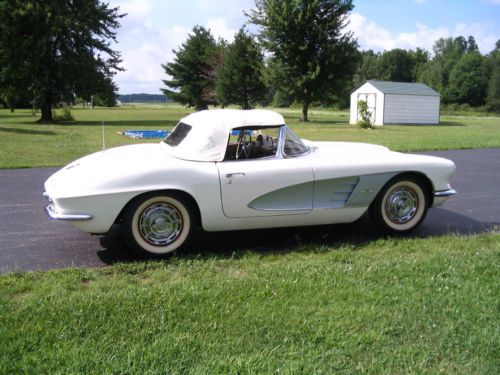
xmin=123 ymin=192 xmax=195 ymax=257
xmin=370 ymin=176 xmax=428 ymax=234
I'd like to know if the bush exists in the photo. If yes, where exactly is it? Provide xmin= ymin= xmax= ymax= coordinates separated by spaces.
xmin=440 ymin=103 xmax=490 ymax=116
xmin=53 ymin=104 xmax=75 ymax=121
xmin=485 ymin=99 xmax=500 ymax=113
xmin=356 ymin=100 xmax=373 ymax=129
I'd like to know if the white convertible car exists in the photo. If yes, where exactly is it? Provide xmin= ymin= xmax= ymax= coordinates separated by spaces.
xmin=44 ymin=109 xmax=456 ymax=256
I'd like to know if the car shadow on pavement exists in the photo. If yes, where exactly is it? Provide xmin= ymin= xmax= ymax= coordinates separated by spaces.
xmin=96 ymin=207 xmax=499 ymax=265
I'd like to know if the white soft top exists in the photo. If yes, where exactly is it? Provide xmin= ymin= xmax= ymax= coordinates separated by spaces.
xmin=164 ymin=109 xmax=285 ymax=162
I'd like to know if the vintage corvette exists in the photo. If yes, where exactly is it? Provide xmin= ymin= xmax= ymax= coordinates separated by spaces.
xmin=44 ymin=109 xmax=456 ymax=256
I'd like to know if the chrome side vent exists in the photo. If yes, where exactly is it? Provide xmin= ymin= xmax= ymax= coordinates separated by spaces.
xmin=330 ymin=178 xmax=359 ymax=205
xmin=314 ymin=177 xmax=360 ymax=209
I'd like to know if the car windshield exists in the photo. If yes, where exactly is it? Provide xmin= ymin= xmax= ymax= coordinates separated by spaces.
xmin=283 ymin=126 xmax=310 ymax=157
xmin=163 ymin=122 xmax=192 ymax=147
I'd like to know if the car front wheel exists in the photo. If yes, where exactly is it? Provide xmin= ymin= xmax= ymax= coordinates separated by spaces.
xmin=123 ymin=192 xmax=195 ymax=256
xmin=370 ymin=176 xmax=428 ymax=234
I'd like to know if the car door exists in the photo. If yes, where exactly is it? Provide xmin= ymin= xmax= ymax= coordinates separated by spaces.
xmin=217 ymin=157 xmax=314 ymax=218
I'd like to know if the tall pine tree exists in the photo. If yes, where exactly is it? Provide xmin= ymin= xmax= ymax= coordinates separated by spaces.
xmin=161 ymin=26 xmax=218 ymax=111
xmin=216 ymin=28 xmax=267 ymax=109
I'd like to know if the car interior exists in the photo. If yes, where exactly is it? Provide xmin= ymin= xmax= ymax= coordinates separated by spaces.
xmin=224 ymin=126 xmax=281 ymax=161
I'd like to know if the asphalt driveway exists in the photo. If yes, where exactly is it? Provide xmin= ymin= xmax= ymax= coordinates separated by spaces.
xmin=1 ymin=148 xmax=499 ymax=273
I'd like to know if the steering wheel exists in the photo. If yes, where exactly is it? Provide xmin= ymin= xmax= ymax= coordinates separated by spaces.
xmin=236 ymin=131 xmax=252 ymax=159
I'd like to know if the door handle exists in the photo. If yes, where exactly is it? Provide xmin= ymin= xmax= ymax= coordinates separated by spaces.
xmin=225 ymin=172 xmax=245 ymax=184
xmin=226 ymin=172 xmax=245 ymax=178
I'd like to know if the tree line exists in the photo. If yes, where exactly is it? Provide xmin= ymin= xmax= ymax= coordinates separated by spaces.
xmin=355 ymin=36 xmax=500 ymax=111
xmin=164 ymin=3 xmax=500 ymax=121
xmin=1 ymin=0 xmax=499 ymax=123
xmin=163 ymin=0 xmax=359 ymax=121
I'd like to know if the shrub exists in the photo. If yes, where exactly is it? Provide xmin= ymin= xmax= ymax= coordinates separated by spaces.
xmin=440 ymin=103 xmax=491 ymax=116
xmin=356 ymin=100 xmax=373 ymax=129
xmin=485 ymin=99 xmax=500 ymax=113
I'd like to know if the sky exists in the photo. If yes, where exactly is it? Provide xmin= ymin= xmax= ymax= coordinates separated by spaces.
xmin=108 ymin=0 xmax=500 ymax=94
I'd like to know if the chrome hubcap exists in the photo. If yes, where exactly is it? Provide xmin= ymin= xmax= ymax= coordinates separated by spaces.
xmin=139 ymin=203 xmax=182 ymax=245
xmin=385 ymin=187 xmax=418 ymax=224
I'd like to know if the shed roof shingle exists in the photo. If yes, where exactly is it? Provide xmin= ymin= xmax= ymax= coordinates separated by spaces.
xmin=366 ymin=80 xmax=440 ymax=96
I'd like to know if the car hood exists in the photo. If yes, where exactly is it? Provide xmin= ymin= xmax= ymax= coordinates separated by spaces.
xmin=308 ymin=140 xmax=437 ymax=164
xmin=306 ymin=140 xmax=391 ymax=155
xmin=45 ymin=143 xmax=173 ymax=197
xmin=306 ymin=141 xmax=456 ymax=189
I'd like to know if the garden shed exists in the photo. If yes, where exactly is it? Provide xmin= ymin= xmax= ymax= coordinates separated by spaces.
xmin=349 ymin=80 xmax=440 ymax=126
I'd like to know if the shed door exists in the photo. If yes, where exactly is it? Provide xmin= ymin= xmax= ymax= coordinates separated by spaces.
xmin=357 ymin=93 xmax=376 ymax=123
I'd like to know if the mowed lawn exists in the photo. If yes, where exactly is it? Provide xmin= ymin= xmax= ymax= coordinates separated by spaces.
xmin=1 ymin=235 xmax=499 ymax=373
xmin=1 ymin=104 xmax=500 ymax=168
xmin=1 ymin=104 xmax=499 ymax=373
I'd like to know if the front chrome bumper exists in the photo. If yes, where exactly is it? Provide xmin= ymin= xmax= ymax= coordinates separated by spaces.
xmin=433 ymin=189 xmax=457 ymax=197
xmin=43 ymin=192 xmax=93 ymax=221
xmin=432 ymin=188 xmax=457 ymax=207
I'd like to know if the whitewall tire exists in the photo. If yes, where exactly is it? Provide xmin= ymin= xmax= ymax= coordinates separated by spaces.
xmin=123 ymin=192 xmax=195 ymax=256
xmin=370 ymin=176 xmax=429 ymax=234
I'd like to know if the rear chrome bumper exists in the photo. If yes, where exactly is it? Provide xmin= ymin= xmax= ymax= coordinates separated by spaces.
xmin=43 ymin=192 xmax=93 ymax=221
xmin=433 ymin=189 xmax=457 ymax=197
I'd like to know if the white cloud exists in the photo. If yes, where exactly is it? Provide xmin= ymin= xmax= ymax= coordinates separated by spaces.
xmin=112 ymin=0 xmax=153 ymax=29
xmin=108 ymin=0 xmax=250 ymax=93
xmin=205 ymin=17 xmax=238 ymax=42
xmin=348 ymin=13 xmax=497 ymax=54
xmin=113 ymin=24 xmax=190 ymax=94
xmin=117 ymin=0 xmax=152 ymax=19
xmin=349 ymin=13 xmax=395 ymax=50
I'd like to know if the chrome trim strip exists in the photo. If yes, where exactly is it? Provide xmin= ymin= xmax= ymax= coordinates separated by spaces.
xmin=42 ymin=191 xmax=52 ymax=203
xmin=281 ymin=125 xmax=312 ymax=159
xmin=45 ymin=204 xmax=93 ymax=221
xmin=277 ymin=125 xmax=286 ymax=159
xmin=434 ymin=189 xmax=457 ymax=197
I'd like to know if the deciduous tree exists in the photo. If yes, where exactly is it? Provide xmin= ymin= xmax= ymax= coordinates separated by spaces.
xmin=486 ymin=40 xmax=500 ymax=112
xmin=447 ymin=52 xmax=488 ymax=106
xmin=377 ymin=48 xmax=415 ymax=82
xmin=353 ymin=50 xmax=379 ymax=87
xmin=0 ymin=0 xmax=123 ymax=122
xmin=418 ymin=35 xmax=478 ymax=103
xmin=248 ymin=0 xmax=359 ymax=121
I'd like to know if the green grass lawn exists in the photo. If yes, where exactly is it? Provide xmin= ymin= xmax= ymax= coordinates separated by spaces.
xmin=1 ymin=104 xmax=499 ymax=373
xmin=1 ymin=235 xmax=498 ymax=373
xmin=1 ymin=104 xmax=499 ymax=168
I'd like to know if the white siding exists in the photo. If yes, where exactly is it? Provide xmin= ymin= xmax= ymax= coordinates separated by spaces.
xmin=349 ymin=91 xmax=358 ymax=124
xmin=349 ymin=83 xmax=384 ymax=125
xmin=384 ymin=94 xmax=440 ymax=124
xmin=374 ymin=92 xmax=384 ymax=125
